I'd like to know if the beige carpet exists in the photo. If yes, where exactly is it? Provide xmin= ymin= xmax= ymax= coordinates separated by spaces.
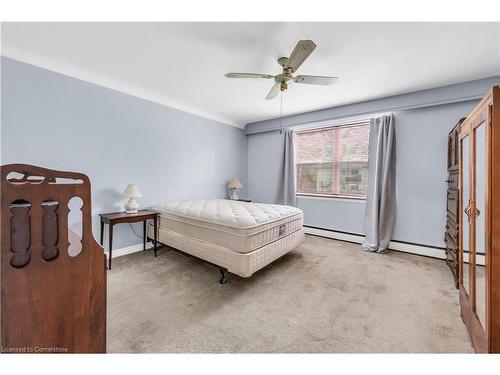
xmin=107 ymin=234 xmax=473 ymax=353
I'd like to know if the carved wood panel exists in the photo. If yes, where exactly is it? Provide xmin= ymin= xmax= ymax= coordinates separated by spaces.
xmin=1 ymin=164 xmax=106 ymax=353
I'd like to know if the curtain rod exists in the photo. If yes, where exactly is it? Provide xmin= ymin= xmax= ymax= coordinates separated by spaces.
xmin=245 ymin=94 xmax=483 ymax=135
xmin=292 ymin=112 xmax=392 ymax=133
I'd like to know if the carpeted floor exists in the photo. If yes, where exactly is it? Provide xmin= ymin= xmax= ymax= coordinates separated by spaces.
xmin=107 ymin=234 xmax=473 ymax=353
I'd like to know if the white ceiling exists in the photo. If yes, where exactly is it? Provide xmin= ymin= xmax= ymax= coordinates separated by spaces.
xmin=2 ymin=22 xmax=500 ymax=128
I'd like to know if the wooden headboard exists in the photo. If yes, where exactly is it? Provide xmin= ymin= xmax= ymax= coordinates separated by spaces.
xmin=1 ymin=164 xmax=106 ymax=353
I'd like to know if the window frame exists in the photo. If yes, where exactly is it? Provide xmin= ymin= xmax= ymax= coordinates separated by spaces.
xmin=294 ymin=121 xmax=371 ymax=201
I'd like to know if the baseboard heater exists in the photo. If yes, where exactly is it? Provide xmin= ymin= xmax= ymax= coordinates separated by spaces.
xmin=303 ymin=225 xmax=446 ymax=260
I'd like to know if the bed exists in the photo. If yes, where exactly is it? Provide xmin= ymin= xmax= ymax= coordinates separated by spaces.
xmin=149 ymin=199 xmax=304 ymax=283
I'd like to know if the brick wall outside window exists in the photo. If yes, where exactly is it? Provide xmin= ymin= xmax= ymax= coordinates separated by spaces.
xmin=296 ymin=123 xmax=370 ymax=198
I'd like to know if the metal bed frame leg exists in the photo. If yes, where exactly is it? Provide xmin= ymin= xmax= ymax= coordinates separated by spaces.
xmin=219 ymin=268 xmax=227 ymax=285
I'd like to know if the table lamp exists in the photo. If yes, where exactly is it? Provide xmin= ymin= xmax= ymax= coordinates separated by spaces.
xmin=227 ymin=178 xmax=242 ymax=200
xmin=122 ymin=184 xmax=142 ymax=213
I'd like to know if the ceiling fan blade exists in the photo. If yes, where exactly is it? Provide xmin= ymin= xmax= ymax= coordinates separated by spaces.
xmin=294 ymin=75 xmax=338 ymax=86
xmin=288 ymin=40 xmax=316 ymax=72
xmin=225 ymin=73 xmax=274 ymax=79
xmin=265 ymin=84 xmax=280 ymax=100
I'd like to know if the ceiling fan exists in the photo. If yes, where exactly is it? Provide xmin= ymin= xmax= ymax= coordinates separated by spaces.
xmin=224 ymin=40 xmax=338 ymax=100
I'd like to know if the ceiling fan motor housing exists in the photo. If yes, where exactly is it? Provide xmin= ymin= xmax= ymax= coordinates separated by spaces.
xmin=277 ymin=56 xmax=289 ymax=67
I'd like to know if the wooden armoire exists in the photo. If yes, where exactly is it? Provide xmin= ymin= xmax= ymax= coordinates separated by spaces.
xmin=458 ymin=85 xmax=500 ymax=353
xmin=445 ymin=118 xmax=465 ymax=288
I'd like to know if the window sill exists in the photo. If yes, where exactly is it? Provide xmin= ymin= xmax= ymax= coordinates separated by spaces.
xmin=296 ymin=193 xmax=366 ymax=203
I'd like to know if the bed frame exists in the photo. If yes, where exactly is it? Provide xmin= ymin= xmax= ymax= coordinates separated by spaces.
xmin=146 ymin=235 xmax=228 ymax=284
xmin=1 ymin=164 xmax=106 ymax=353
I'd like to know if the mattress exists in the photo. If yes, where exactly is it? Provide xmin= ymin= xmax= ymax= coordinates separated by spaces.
xmin=156 ymin=226 xmax=305 ymax=277
xmin=152 ymin=199 xmax=303 ymax=253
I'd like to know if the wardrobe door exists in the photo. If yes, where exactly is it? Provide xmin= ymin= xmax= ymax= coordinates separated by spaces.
xmin=460 ymin=105 xmax=490 ymax=353
xmin=469 ymin=106 xmax=491 ymax=354
xmin=458 ymin=88 xmax=498 ymax=353
xmin=460 ymin=133 xmax=471 ymax=298
xmin=473 ymin=120 xmax=488 ymax=331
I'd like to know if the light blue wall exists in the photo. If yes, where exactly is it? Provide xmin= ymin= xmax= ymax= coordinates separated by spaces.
xmin=246 ymin=77 xmax=500 ymax=248
xmin=1 ymin=57 xmax=248 ymax=250
xmin=247 ymin=130 xmax=285 ymax=204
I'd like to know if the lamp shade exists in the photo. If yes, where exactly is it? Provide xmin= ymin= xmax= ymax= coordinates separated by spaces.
xmin=227 ymin=178 xmax=242 ymax=189
xmin=122 ymin=184 xmax=143 ymax=198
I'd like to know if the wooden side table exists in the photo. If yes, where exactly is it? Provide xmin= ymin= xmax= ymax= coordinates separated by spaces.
xmin=99 ymin=210 xmax=158 ymax=270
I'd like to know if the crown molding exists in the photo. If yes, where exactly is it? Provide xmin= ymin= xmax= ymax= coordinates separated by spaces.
xmin=1 ymin=50 xmax=244 ymax=129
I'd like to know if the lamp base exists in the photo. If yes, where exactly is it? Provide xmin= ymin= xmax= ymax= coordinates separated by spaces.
xmin=229 ymin=189 xmax=239 ymax=200
xmin=124 ymin=197 xmax=139 ymax=214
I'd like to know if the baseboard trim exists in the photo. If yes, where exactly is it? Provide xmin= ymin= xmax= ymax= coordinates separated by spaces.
xmin=105 ymin=241 xmax=154 ymax=259
xmin=108 ymin=230 xmax=484 ymax=265
xmin=303 ymin=226 xmax=446 ymax=260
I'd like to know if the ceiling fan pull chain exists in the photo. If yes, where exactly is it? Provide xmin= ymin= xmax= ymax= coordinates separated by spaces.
xmin=280 ymin=91 xmax=283 ymax=134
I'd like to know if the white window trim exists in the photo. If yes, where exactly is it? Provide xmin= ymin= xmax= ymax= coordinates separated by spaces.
xmin=296 ymin=194 xmax=366 ymax=203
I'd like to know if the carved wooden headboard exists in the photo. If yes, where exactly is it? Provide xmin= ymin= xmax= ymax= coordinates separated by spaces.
xmin=1 ymin=164 xmax=106 ymax=353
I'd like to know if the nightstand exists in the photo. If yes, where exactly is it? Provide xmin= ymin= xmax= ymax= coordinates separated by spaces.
xmin=99 ymin=210 xmax=158 ymax=270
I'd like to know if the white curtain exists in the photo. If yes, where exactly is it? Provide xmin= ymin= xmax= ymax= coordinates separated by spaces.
xmin=282 ymin=130 xmax=297 ymax=206
xmin=362 ymin=114 xmax=396 ymax=253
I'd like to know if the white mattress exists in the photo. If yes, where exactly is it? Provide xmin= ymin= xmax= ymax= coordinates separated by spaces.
xmin=152 ymin=199 xmax=303 ymax=253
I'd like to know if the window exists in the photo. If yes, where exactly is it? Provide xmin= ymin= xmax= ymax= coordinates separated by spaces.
xmin=295 ymin=122 xmax=370 ymax=199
